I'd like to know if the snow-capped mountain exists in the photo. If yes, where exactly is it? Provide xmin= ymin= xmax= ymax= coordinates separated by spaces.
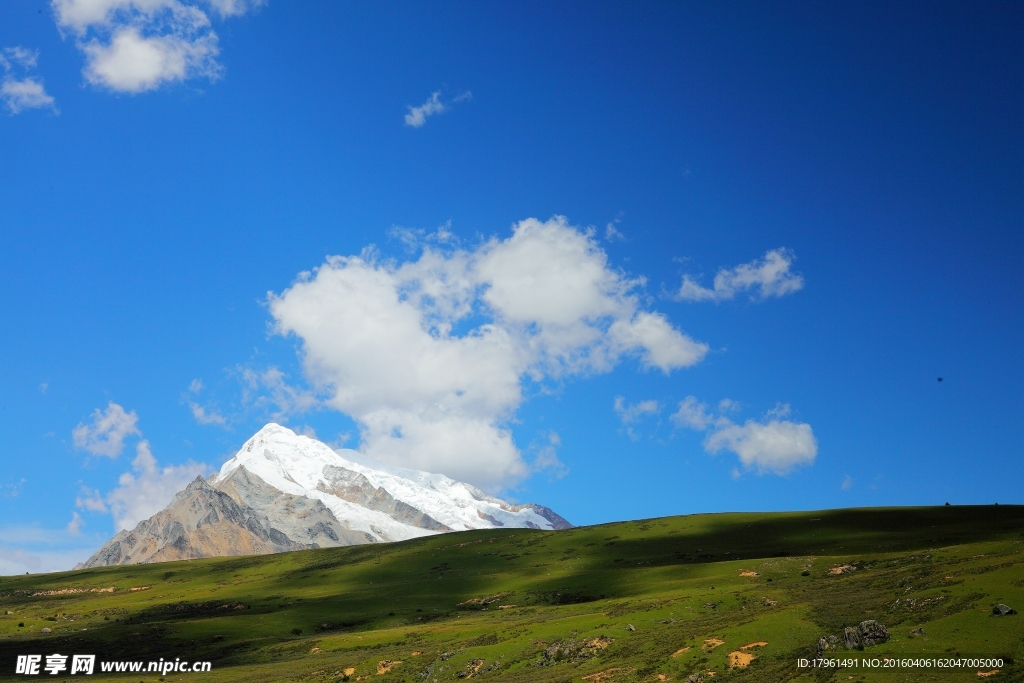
xmin=81 ymin=423 xmax=570 ymax=567
xmin=209 ymin=423 xmax=571 ymax=542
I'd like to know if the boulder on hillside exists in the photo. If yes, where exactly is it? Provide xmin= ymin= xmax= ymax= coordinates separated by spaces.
xmin=992 ymin=604 xmax=1016 ymax=616
xmin=843 ymin=621 xmax=889 ymax=650
xmin=858 ymin=620 xmax=890 ymax=646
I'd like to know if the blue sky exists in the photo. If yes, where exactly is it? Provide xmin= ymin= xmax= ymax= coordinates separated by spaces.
xmin=1 ymin=1 xmax=1020 ymax=573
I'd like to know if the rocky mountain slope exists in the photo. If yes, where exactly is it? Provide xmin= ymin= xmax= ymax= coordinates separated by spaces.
xmin=81 ymin=423 xmax=570 ymax=566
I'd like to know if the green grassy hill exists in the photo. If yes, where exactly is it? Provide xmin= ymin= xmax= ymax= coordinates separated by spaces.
xmin=2 ymin=506 xmax=1022 ymax=682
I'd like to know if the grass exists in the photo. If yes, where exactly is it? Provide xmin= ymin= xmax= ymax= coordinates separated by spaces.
xmin=1 ymin=505 xmax=1022 ymax=682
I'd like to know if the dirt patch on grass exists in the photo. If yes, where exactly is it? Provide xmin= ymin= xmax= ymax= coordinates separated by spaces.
xmin=728 ymin=651 xmax=755 ymax=668
xmin=740 ymin=641 xmax=767 ymax=650
xmin=457 ymin=592 xmax=510 ymax=608
xmin=308 ymin=647 xmax=322 ymax=654
xmin=671 ymin=646 xmax=690 ymax=657
xmin=829 ymin=564 xmax=855 ymax=575
xmin=977 ymin=671 xmax=1000 ymax=678
xmin=376 ymin=660 xmax=401 ymax=674
xmin=702 ymin=638 xmax=724 ymax=652
xmin=581 ymin=667 xmax=635 ymax=681
xmin=31 ymin=587 xmax=115 ymax=596
xmin=739 ymin=570 xmax=759 ymax=577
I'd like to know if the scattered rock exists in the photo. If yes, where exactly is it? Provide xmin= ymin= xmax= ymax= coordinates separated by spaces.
xmin=816 ymin=637 xmax=830 ymax=657
xmin=40 ymin=627 xmax=51 ymax=634
xmin=829 ymin=564 xmax=856 ymax=575
xmin=581 ymin=667 xmax=634 ymax=682
xmin=978 ymin=669 xmax=1000 ymax=678
xmin=843 ymin=627 xmax=861 ymax=650
xmin=761 ymin=597 xmax=778 ymax=607
xmin=685 ymin=673 xmax=714 ymax=683
xmin=540 ymin=636 xmax=614 ymax=664
xmin=456 ymin=659 xmax=484 ymax=678
xmin=739 ymin=570 xmax=759 ymax=577
xmin=626 ymin=624 xmax=636 ymax=632
xmin=309 ymin=647 xmax=323 ymax=654
xmin=992 ymin=604 xmax=1016 ymax=616
xmin=909 ymin=628 xmax=925 ymax=636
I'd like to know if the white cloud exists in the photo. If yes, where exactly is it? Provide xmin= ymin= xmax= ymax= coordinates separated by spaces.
xmin=673 ymin=395 xmax=817 ymax=475
xmin=268 ymin=216 xmax=707 ymax=487
xmin=605 ymin=213 xmax=625 ymax=241
xmin=2 ymin=46 xmax=39 ymax=69
xmin=82 ymin=26 xmax=219 ymax=92
xmin=676 ymin=248 xmax=804 ymax=302
xmin=51 ymin=0 xmax=261 ymax=93
xmin=72 ymin=401 xmax=140 ymax=458
xmin=841 ymin=474 xmax=853 ymax=490
xmin=1 ymin=478 xmax=26 ymax=498
xmin=670 ymin=395 xmax=714 ymax=430
xmin=239 ymin=366 xmax=318 ymax=419
xmin=614 ymin=396 xmax=660 ymax=441
xmin=1 ymin=78 xmax=57 ymax=114
xmin=1 ymin=47 xmax=57 ymax=114
xmin=613 ymin=396 xmax=659 ymax=424
xmin=294 ymin=424 xmax=317 ymax=439
xmin=705 ymin=418 xmax=817 ymax=475
xmin=189 ymin=401 xmax=226 ymax=426
xmin=66 ymin=512 xmax=84 ymax=536
xmin=188 ymin=378 xmax=203 ymax=392
xmin=531 ymin=431 xmax=568 ymax=479
xmin=105 ymin=440 xmax=209 ymax=532
xmin=75 ymin=486 xmax=108 ymax=512
xmin=404 ymin=90 xmax=471 ymax=128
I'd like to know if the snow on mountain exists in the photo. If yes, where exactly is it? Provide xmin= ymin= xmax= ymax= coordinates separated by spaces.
xmin=208 ymin=423 xmax=571 ymax=543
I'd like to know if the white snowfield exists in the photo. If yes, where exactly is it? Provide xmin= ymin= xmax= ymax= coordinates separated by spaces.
xmin=210 ymin=423 xmax=568 ymax=543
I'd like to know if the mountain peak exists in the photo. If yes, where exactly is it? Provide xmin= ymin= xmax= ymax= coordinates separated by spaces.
xmin=217 ymin=424 xmax=571 ymax=543
xmin=84 ymin=424 xmax=570 ymax=566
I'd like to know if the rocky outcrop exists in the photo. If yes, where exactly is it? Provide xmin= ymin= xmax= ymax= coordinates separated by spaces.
xmin=462 ymin=485 xmax=573 ymax=530
xmin=843 ymin=621 xmax=889 ymax=650
xmin=317 ymin=465 xmax=450 ymax=531
xmin=80 ymin=476 xmax=317 ymax=567
xmin=215 ymin=466 xmax=374 ymax=547
xmin=992 ymin=604 xmax=1016 ymax=616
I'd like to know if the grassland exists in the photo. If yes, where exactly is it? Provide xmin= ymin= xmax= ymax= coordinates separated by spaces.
xmin=1 ymin=506 xmax=1022 ymax=682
